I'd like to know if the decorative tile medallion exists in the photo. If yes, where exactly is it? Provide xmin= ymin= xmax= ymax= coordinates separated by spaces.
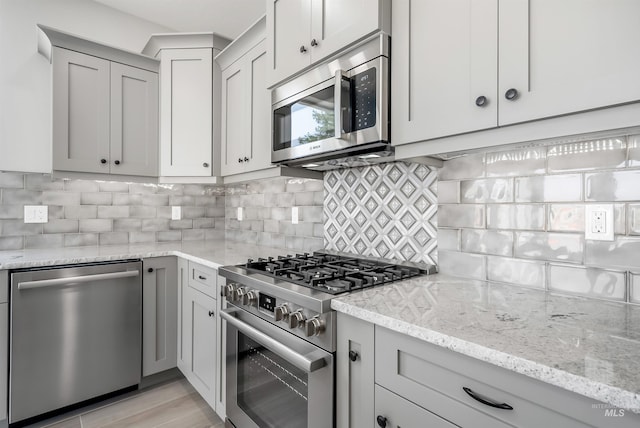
xmin=324 ymin=162 xmax=438 ymax=264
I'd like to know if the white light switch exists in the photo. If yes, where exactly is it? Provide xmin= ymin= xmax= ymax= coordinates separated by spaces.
xmin=292 ymin=207 xmax=299 ymax=224
xmin=237 ymin=207 xmax=244 ymax=221
xmin=171 ymin=206 xmax=182 ymax=220
xmin=24 ymin=205 xmax=48 ymax=223
xmin=585 ymin=204 xmax=614 ymax=241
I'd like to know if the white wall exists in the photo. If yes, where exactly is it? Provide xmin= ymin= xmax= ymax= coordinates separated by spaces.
xmin=0 ymin=0 xmax=174 ymax=173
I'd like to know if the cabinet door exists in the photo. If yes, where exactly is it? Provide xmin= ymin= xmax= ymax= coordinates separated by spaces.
xmin=187 ymin=288 xmax=217 ymax=410
xmin=52 ymin=47 xmax=110 ymax=173
xmin=499 ymin=0 xmax=640 ymax=125
xmin=220 ymin=59 xmax=248 ymax=176
xmin=247 ymin=41 xmax=272 ymax=172
xmin=110 ymin=63 xmax=159 ymax=177
xmin=266 ymin=0 xmax=312 ymax=86
xmin=142 ymin=257 xmax=178 ymax=377
xmin=391 ymin=0 xmax=498 ymax=146
xmin=309 ymin=0 xmax=383 ymax=62
xmin=159 ymin=48 xmax=213 ymax=176
xmin=221 ymin=41 xmax=272 ymax=177
xmin=336 ymin=313 xmax=374 ymax=428
xmin=176 ymin=258 xmax=190 ymax=374
xmin=375 ymin=385 xmax=458 ymax=428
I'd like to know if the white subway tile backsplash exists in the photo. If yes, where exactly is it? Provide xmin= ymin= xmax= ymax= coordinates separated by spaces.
xmin=25 ymin=174 xmax=64 ymax=191
xmin=515 ymin=174 xmax=583 ymax=202
xmin=79 ymin=219 xmax=112 ymax=233
xmin=629 ymin=204 xmax=640 ymax=235
xmin=99 ymin=232 xmax=129 ymax=246
xmin=98 ymin=206 xmax=129 ymax=219
xmin=438 ymin=250 xmax=486 ymax=280
xmin=64 ymin=205 xmax=97 ymax=219
xmin=628 ymin=134 xmax=640 ymax=167
xmin=437 ymin=229 xmax=459 ymax=251
xmin=585 ymin=170 xmax=640 ymax=201
xmin=631 ymin=273 xmax=640 ymax=304
xmin=0 ymin=172 xmax=24 ymax=189
xmin=64 ymin=233 xmax=99 ymax=247
xmin=515 ymin=232 xmax=584 ymax=263
xmin=0 ymin=236 xmax=23 ymax=250
xmin=487 ymin=204 xmax=545 ymax=230
xmin=43 ymin=219 xmax=79 ymax=234
xmin=65 ymin=180 xmax=100 ymax=193
xmin=439 ymin=153 xmax=485 ymax=180
xmin=548 ymin=204 xmax=584 ymax=232
xmin=487 ymin=256 xmax=545 ymax=289
xmin=81 ymin=192 xmax=112 ymax=205
xmin=548 ymin=264 xmax=626 ymax=301
xmin=460 ymin=178 xmax=513 ymax=203
xmin=547 ymin=138 xmax=626 ymax=172
xmin=42 ymin=191 xmax=81 ymax=206
xmin=25 ymin=234 xmax=63 ymax=249
xmin=2 ymin=189 xmax=42 ymax=205
xmin=461 ymin=229 xmax=514 ymax=256
xmin=437 ymin=181 xmax=460 ymax=204
xmin=585 ymin=238 xmax=640 ymax=269
xmin=486 ymin=148 xmax=546 ymax=177
xmin=0 ymin=205 xmax=23 ymax=220
xmin=438 ymin=205 xmax=485 ymax=228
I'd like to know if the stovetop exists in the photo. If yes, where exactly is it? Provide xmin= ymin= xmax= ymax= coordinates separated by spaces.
xmin=242 ymin=251 xmax=426 ymax=295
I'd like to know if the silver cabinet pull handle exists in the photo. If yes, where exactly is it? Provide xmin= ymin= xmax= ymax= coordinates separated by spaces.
xmin=220 ymin=308 xmax=326 ymax=373
xmin=18 ymin=270 xmax=140 ymax=290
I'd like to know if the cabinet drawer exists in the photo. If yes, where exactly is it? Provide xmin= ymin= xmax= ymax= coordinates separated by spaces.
xmin=375 ymin=327 xmax=637 ymax=428
xmin=188 ymin=261 xmax=217 ymax=299
xmin=375 ymin=385 xmax=457 ymax=428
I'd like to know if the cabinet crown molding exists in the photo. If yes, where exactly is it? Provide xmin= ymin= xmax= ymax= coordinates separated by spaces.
xmin=142 ymin=32 xmax=231 ymax=58
xmin=215 ymin=15 xmax=266 ymax=71
xmin=37 ymin=24 xmax=159 ymax=73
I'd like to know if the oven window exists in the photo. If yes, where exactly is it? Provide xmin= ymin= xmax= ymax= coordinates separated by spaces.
xmin=237 ymin=333 xmax=308 ymax=427
xmin=273 ymin=86 xmax=335 ymax=151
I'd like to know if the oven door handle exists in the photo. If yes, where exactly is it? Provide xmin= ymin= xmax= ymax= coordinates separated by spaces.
xmin=221 ymin=308 xmax=327 ymax=373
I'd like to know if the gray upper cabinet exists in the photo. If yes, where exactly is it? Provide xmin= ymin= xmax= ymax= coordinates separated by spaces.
xmin=142 ymin=33 xmax=230 ymax=181
xmin=392 ymin=0 xmax=640 ymax=153
xmin=41 ymin=25 xmax=160 ymax=178
xmin=266 ymin=0 xmax=391 ymax=87
xmin=218 ymin=19 xmax=271 ymax=177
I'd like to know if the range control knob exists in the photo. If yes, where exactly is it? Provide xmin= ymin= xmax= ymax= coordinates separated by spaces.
xmin=222 ymin=283 xmax=237 ymax=299
xmin=305 ymin=316 xmax=325 ymax=337
xmin=233 ymin=287 xmax=247 ymax=303
xmin=288 ymin=310 xmax=306 ymax=329
xmin=274 ymin=304 xmax=290 ymax=321
xmin=242 ymin=290 xmax=258 ymax=306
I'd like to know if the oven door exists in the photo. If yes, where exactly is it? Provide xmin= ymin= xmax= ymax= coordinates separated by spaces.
xmin=222 ymin=307 xmax=334 ymax=428
xmin=271 ymin=56 xmax=389 ymax=165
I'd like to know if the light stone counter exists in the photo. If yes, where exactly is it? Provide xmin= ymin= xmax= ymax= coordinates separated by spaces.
xmin=331 ymin=274 xmax=640 ymax=413
xmin=0 ymin=240 xmax=290 ymax=271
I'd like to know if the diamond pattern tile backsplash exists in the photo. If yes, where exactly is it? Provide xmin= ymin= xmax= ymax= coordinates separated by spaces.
xmin=324 ymin=162 xmax=438 ymax=264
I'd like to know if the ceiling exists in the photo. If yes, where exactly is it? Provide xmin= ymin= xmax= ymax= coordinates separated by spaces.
xmin=93 ymin=0 xmax=266 ymax=40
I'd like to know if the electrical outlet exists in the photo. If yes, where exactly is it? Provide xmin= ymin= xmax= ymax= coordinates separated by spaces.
xmin=171 ymin=206 xmax=182 ymax=220
xmin=24 ymin=205 xmax=48 ymax=223
xmin=292 ymin=207 xmax=299 ymax=224
xmin=585 ymin=204 xmax=614 ymax=241
xmin=237 ymin=207 xmax=244 ymax=221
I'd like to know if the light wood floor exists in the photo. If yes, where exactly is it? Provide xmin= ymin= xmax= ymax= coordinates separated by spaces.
xmin=27 ymin=378 xmax=224 ymax=428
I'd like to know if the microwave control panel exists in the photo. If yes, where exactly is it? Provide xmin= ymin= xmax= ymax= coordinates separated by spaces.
xmin=352 ymin=68 xmax=377 ymax=131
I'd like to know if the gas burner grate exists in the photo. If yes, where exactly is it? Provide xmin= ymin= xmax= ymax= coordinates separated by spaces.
xmin=244 ymin=252 xmax=423 ymax=294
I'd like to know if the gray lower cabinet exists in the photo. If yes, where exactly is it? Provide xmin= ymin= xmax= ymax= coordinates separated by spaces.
xmin=177 ymin=259 xmax=217 ymax=411
xmin=337 ymin=314 xmax=640 ymax=428
xmin=336 ymin=312 xmax=375 ymax=428
xmin=0 ymin=271 xmax=8 ymax=426
xmin=375 ymin=385 xmax=457 ymax=428
xmin=142 ymin=257 xmax=178 ymax=376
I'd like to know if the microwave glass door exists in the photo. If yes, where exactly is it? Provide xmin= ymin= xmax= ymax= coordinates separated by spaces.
xmin=236 ymin=332 xmax=308 ymax=427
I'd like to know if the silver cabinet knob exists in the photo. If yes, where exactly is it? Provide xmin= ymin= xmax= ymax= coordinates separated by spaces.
xmin=505 ymin=88 xmax=519 ymax=100
xmin=288 ymin=310 xmax=305 ymax=329
xmin=299 ymin=45 xmax=307 ymax=53
xmin=242 ymin=290 xmax=258 ymax=306
xmin=310 ymin=39 xmax=318 ymax=47
xmin=274 ymin=304 xmax=290 ymax=321
xmin=305 ymin=316 xmax=325 ymax=337
xmin=203 ymin=162 xmax=209 ymax=168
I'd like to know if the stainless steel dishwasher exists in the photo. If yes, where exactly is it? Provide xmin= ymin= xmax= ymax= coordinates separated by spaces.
xmin=9 ymin=260 xmax=142 ymax=426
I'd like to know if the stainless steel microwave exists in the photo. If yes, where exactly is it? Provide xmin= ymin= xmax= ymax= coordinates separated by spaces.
xmin=271 ymin=34 xmax=390 ymax=169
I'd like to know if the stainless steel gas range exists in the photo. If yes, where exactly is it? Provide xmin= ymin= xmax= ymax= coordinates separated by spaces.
xmin=219 ymin=251 xmax=435 ymax=428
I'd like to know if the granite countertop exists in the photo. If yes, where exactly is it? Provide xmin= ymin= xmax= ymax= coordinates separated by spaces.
xmin=0 ymin=240 xmax=289 ymax=271
xmin=332 ymin=274 xmax=640 ymax=413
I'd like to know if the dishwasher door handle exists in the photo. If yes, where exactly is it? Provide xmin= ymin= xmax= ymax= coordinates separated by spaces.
xmin=17 ymin=270 xmax=140 ymax=290
xmin=221 ymin=308 xmax=327 ymax=373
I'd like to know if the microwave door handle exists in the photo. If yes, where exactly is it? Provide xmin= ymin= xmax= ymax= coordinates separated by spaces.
xmin=220 ymin=308 xmax=327 ymax=373
xmin=334 ymin=70 xmax=350 ymax=140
